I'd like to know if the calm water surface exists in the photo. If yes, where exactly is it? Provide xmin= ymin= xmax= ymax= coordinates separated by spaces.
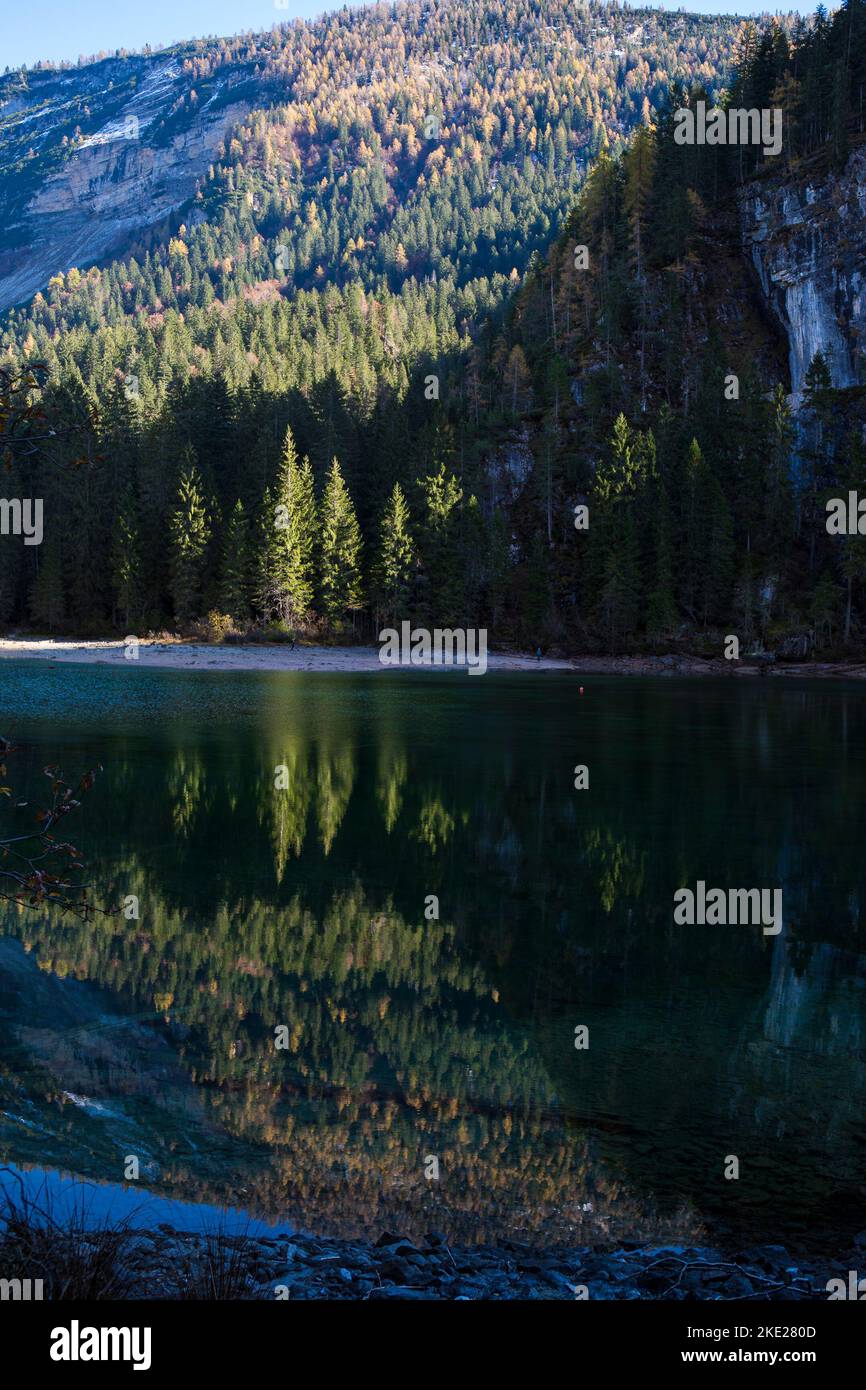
xmin=1 ymin=660 xmax=865 ymax=1255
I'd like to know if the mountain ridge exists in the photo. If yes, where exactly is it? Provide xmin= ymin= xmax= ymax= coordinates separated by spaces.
xmin=0 ymin=0 xmax=740 ymax=315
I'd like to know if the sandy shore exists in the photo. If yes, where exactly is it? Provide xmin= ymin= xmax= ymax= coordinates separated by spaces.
xmin=0 ymin=637 xmax=575 ymax=673
xmin=0 ymin=638 xmax=864 ymax=678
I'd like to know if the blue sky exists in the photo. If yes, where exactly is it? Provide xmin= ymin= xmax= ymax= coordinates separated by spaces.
xmin=5 ymin=0 xmax=823 ymax=71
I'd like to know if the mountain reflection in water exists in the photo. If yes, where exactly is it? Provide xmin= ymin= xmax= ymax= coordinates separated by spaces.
xmin=1 ymin=662 xmax=865 ymax=1255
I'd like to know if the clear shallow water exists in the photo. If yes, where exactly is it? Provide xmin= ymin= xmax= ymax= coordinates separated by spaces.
xmin=0 ymin=1164 xmax=292 ymax=1239
xmin=1 ymin=660 xmax=865 ymax=1255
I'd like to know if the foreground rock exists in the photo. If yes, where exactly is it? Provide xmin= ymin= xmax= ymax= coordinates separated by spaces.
xmin=104 ymin=1228 xmax=844 ymax=1300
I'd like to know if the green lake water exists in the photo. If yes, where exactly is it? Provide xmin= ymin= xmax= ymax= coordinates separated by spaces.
xmin=1 ymin=660 xmax=865 ymax=1255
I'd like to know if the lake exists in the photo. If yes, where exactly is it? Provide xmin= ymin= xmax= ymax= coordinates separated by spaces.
xmin=1 ymin=660 xmax=865 ymax=1256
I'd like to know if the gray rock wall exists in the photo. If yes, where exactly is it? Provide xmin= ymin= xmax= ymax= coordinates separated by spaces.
xmin=740 ymin=149 xmax=866 ymax=398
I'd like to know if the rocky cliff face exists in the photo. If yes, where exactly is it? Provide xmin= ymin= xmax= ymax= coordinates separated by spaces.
xmin=740 ymin=147 xmax=866 ymax=399
xmin=0 ymin=110 xmax=249 ymax=317
xmin=0 ymin=55 xmax=252 ymax=313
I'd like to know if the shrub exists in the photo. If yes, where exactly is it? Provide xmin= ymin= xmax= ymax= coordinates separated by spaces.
xmin=193 ymin=611 xmax=237 ymax=643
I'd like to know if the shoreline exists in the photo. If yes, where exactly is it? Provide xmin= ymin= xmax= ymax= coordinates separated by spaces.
xmin=0 ymin=637 xmax=865 ymax=678
xmin=0 ymin=1167 xmax=841 ymax=1302
xmin=0 ymin=1166 xmax=842 ymax=1300
xmin=0 ymin=1217 xmax=840 ymax=1301
xmin=0 ymin=637 xmax=570 ymax=673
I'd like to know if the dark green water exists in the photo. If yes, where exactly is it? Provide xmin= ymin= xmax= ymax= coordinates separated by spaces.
xmin=1 ymin=660 xmax=865 ymax=1255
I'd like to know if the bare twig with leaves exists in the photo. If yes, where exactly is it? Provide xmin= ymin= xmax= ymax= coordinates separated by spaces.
xmin=0 ymin=361 xmax=98 ymax=467
xmin=0 ymin=738 xmax=110 ymax=918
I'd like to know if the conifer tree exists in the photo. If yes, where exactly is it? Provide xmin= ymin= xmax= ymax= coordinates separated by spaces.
xmin=419 ymin=463 xmax=464 ymax=623
xmin=696 ymin=468 xmax=735 ymax=625
xmin=597 ymin=510 xmax=641 ymax=651
xmin=486 ymin=509 xmax=511 ymax=629
xmin=372 ymin=482 xmax=415 ymax=625
xmin=253 ymin=484 xmax=280 ymax=623
xmin=624 ymin=122 xmax=656 ymax=401
xmin=320 ymin=457 xmax=363 ymax=626
xmin=679 ymin=437 xmax=706 ymax=618
xmin=111 ymin=490 xmax=142 ymax=629
xmin=30 ymin=540 xmax=65 ymax=632
xmin=169 ymin=448 xmax=210 ymax=625
xmin=588 ymin=414 xmax=651 ymax=622
xmin=809 ymin=570 xmax=841 ymax=648
xmin=624 ymin=121 xmax=656 ymax=283
xmin=523 ymin=532 xmax=553 ymax=634
xmin=219 ymin=498 xmax=251 ymax=622
xmin=646 ymin=481 xmax=678 ymax=640
xmin=274 ymin=429 xmax=318 ymax=622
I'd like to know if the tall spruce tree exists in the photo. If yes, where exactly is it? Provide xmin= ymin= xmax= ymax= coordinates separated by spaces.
xmin=372 ymin=482 xmax=415 ymax=625
xmin=219 ymin=498 xmax=251 ymax=622
xmin=169 ymin=448 xmax=210 ymax=625
xmin=419 ymin=463 xmax=464 ymax=622
xmin=319 ymin=457 xmax=363 ymax=626
xmin=253 ymin=484 xmax=279 ymax=623
xmin=274 ymin=429 xmax=318 ymax=622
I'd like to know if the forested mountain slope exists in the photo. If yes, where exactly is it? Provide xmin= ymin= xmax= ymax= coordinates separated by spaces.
xmin=0 ymin=0 xmax=738 ymax=318
xmin=5 ymin=3 xmax=866 ymax=663
xmin=480 ymin=6 xmax=866 ymax=656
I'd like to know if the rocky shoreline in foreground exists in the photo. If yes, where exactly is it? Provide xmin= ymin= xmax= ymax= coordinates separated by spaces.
xmin=31 ymin=1224 xmax=845 ymax=1300
xmin=209 ymin=1231 xmax=842 ymax=1301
